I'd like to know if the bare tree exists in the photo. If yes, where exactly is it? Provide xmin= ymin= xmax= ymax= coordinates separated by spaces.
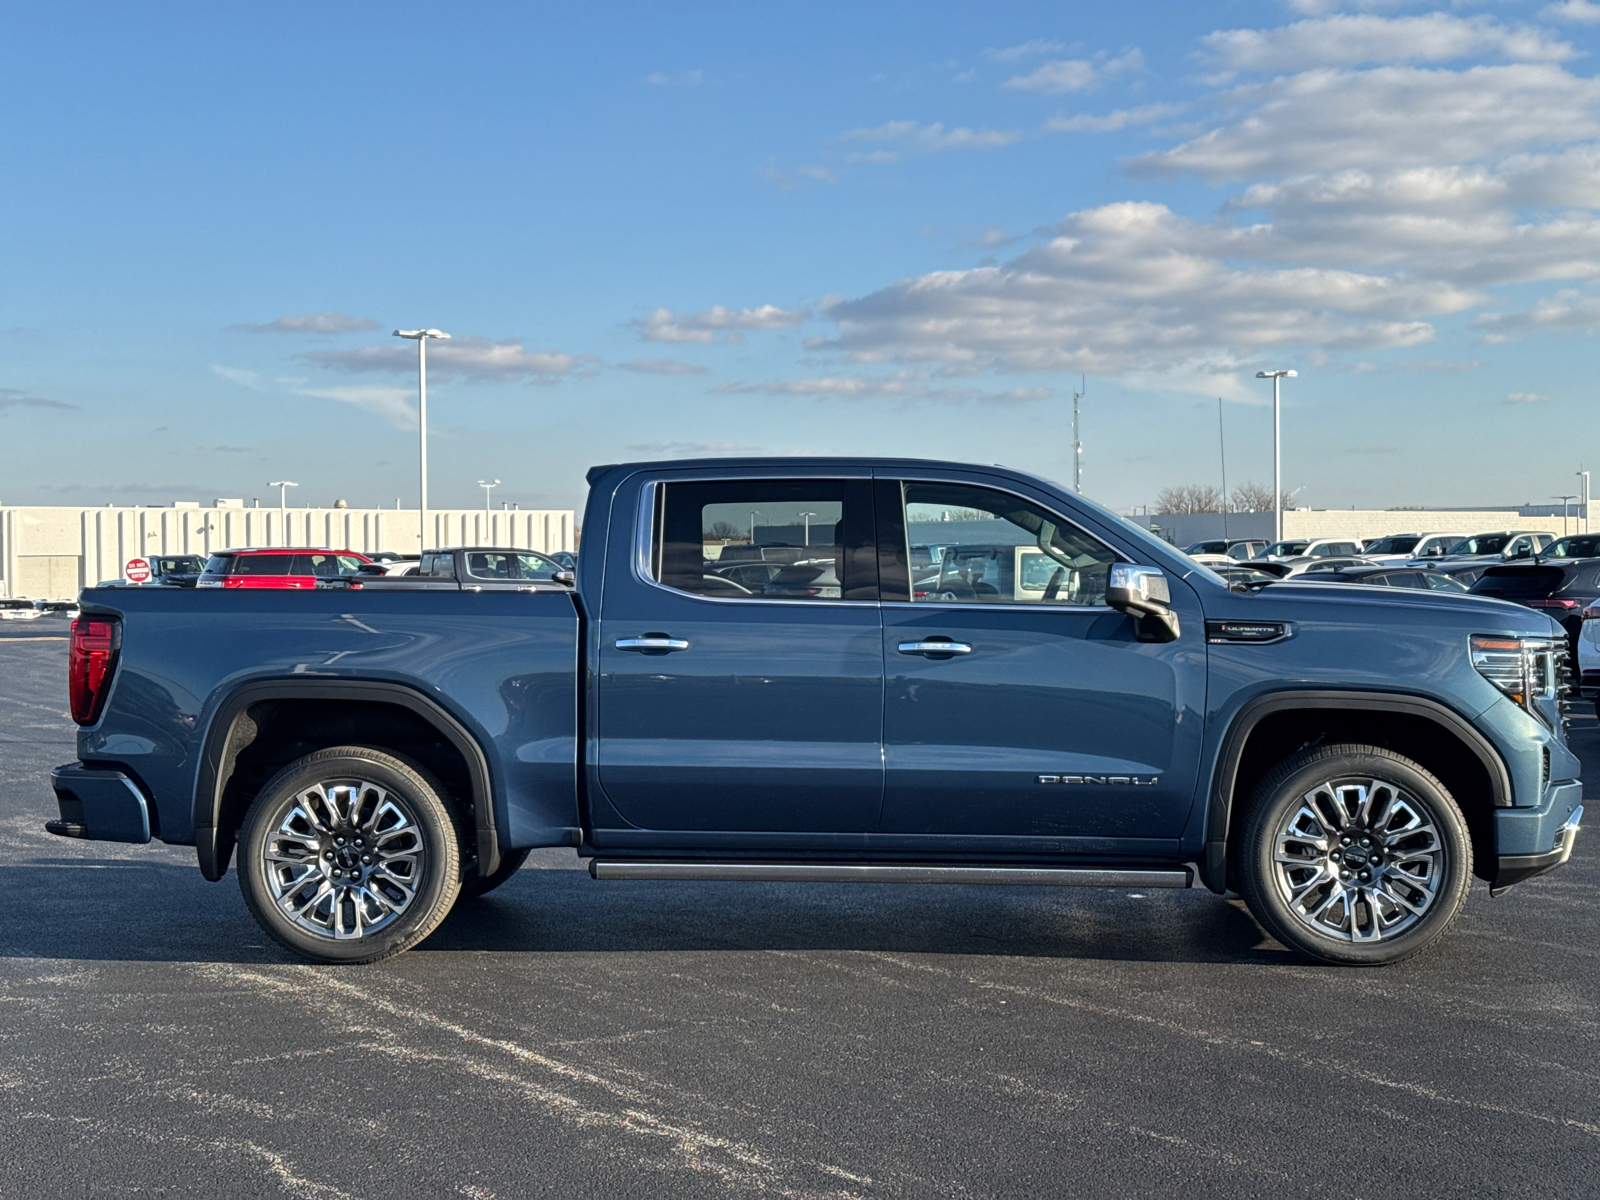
xmin=704 ymin=521 xmax=744 ymax=540
xmin=1229 ymin=481 xmax=1277 ymax=512
xmin=1154 ymin=484 xmax=1224 ymax=514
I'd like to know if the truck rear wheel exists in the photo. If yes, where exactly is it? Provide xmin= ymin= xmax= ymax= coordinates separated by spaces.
xmin=237 ymin=746 xmax=462 ymax=964
xmin=1237 ymin=744 xmax=1472 ymax=966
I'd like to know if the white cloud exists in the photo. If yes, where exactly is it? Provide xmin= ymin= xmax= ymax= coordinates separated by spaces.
xmin=1472 ymin=290 xmax=1600 ymax=341
xmin=632 ymin=305 xmax=809 ymax=344
xmin=295 ymin=385 xmax=417 ymax=430
xmin=983 ymin=39 xmax=1067 ymax=62
xmin=645 ymin=69 xmax=704 ymax=86
xmin=1543 ymin=0 xmax=1600 ymax=24
xmin=809 ymin=200 xmax=1472 ymax=395
xmin=302 ymin=335 xmax=584 ymax=382
xmin=1505 ymin=391 xmax=1554 ymax=403
xmin=1130 ymin=64 xmax=1600 ymax=182
xmin=1044 ymin=103 xmax=1185 ymax=134
xmin=842 ymin=120 xmax=1021 ymax=162
xmin=715 ymin=375 xmax=1050 ymax=404
xmin=0 ymin=387 xmax=73 ymax=411
xmin=1202 ymin=14 xmax=1576 ymax=72
xmin=618 ymin=358 xmax=709 ymax=375
xmin=211 ymin=365 xmax=264 ymax=389
xmin=626 ymin=440 xmax=765 ymax=456
xmin=1004 ymin=59 xmax=1098 ymax=94
xmin=231 ymin=312 xmax=381 ymax=335
xmin=798 ymin=164 xmax=837 ymax=183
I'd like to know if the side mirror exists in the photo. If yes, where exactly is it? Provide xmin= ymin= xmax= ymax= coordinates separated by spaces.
xmin=1106 ymin=563 xmax=1180 ymax=643
xmin=554 ymin=570 xmax=576 ymax=586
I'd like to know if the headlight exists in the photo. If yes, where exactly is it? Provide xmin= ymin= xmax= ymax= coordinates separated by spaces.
xmin=1471 ymin=634 xmax=1558 ymax=724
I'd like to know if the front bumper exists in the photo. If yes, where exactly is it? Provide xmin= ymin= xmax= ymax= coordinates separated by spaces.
xmin=1492 ymin=799 xmax=1582 ymax=896
xmin=46 ymin=763 xmax=152 ymax=844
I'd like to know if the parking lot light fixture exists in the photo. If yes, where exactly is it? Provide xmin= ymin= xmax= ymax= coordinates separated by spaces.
xmin=797 ymin=511 xmax=817 ymax=546
xmin=394 ymin=329 xmax=452 ymax=550
xmin=268 ymin=481 xmax=298 ymax=546
xmin=1255 ymin=370 xmax=1297 ymax=543
xmin=478 ymin=479 xmax=500 ymax=520
xmin=1554 ymin=495 xmax=1577 ymax=537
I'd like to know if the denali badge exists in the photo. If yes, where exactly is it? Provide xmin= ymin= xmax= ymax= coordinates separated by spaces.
xmin=1038 ymin=774 xmax=1158 ymax=786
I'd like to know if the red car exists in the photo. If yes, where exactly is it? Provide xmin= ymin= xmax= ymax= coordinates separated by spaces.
xmin=195 ymin=549 xmax=374 ymax=589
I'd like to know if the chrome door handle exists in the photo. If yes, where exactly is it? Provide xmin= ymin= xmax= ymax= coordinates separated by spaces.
xmin=898 ymin=640 xmax=972 ymax=656
xmin=615 ymin=637 xmax=690 ymax=652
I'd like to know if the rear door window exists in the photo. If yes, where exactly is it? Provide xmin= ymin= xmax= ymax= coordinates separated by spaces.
xmin=653 ymin=479 xmax=875 ymax=601
xmin=231 ymin=554 xmax=295 ymax=576
xmin=466 ymin=552 xmax=560 ymax=581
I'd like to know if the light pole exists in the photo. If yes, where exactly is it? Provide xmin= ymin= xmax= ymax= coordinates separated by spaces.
xmin=797 ymin=511 xmax=816 ymax=546
xmin=1255 ymin=369 xmax=1297 ymax=544
xmin=268 ymin=481 xmax=298 ymax=547
xmin=478 ymin=479 xmax=499 ymax=515
xmin=1579 ymin=470 xmax=1590 ymax=535
xmin=394 ymin=329 xmax=451 ymax=550
xmin=1071 ymin=375 xmax=1085 ymax=493
xmin=1554 ymin=495 xmax=1577 ymax=537
xmin=748 ymin=510 xmax=764 ymax=543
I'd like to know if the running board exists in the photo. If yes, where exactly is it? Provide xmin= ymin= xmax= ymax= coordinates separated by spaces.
xmin=588 ymin=861 xmax=1192 ymax=888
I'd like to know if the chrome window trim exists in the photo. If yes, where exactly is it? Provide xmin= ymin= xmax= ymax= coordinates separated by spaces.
xmin=889 ymin=473 xmax=1123 ymax=611
xmin=631 ymin=474 xmax=879 ymax=608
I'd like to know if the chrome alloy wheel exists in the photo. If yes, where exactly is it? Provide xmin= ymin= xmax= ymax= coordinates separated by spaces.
xmin=262 ymin=779 xmax=425 ymax=941
xmin=1271 ymin=777 xmax=1443 ymax=944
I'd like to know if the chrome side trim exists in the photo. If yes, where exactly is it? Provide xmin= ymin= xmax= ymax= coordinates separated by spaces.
xmin=615 ymin=637 xmax=690 ymax=652
xmin=897 ymin=640 xmax=973 ymax=655
xmin=589 ymin=862 xmax=1193 ymax=887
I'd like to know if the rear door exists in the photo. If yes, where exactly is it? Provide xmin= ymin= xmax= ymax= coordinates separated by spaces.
xmin=595 ymin=473 xmax=884 ymax=834
xmin=876 ymin=474 xmax=1206 ymax=841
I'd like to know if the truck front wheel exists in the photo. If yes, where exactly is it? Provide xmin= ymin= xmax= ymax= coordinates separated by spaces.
xmin=1237 ymin=744 xmax=1473 ymax=966
xmin=237 ymin=747 xmax=462 ymax=963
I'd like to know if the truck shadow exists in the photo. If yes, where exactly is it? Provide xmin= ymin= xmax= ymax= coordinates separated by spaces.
xmin=0 ymin=858 xmax=1290 ymax=965
xmin=424 ymin=868 xmax=1290 ymax=965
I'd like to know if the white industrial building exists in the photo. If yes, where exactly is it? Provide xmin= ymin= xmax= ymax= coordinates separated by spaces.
xmin=0 ymin=500 xmax=576 ymax=600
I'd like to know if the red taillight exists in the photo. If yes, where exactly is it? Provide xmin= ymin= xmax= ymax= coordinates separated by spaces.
xmin=69 ymin=617 xmax=119 ymax=726
xmin=1532 ymin=599 xmax=1581 ymax=610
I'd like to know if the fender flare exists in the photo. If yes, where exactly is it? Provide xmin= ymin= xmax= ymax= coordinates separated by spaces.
xmin=193 ymin=679 xmax=499 ymax=881
xmin=1198 ymin=689 xmax=1512 ymax=893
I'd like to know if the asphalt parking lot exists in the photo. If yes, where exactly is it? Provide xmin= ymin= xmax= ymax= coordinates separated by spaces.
xmin=1 ymin=631 xmax=1596 ymax=1199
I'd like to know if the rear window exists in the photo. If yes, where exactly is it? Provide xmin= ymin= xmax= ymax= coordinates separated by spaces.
xmin=1556 ymin=563 xmax=1600 ymax=593
xmin=1364 ymin=536 xmax=1419 ymax=554
xmin=229 ymin=554 xmax=296 ymax=576
xmin=465 ymin=552 xmax=560 ymax=581
xmin=1472 ymin=567 xmax=1563 ymax=598
xmin=202 ymin=555 xmax=235 ymax=574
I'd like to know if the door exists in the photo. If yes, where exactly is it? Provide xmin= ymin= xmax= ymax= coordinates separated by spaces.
xmin=877 ymin=477 xmax=1206 ymax=840
xmin=596 ymin=475 xmax=884 ymax=833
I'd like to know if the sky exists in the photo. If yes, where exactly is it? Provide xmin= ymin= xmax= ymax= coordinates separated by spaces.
xmin=5 ymin=0 xmax=1600 ymax=517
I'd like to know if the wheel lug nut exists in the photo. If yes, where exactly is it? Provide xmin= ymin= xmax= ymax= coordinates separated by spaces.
xmin=1361 ymin=838 xmax=1371 ymax=847
xmin=335 ymin=837 xmax=345 ymax=845
xmin=1359 ymin=871 xmax=1371 ymax=881
xmin=1331 ymin=852 xmax=1342 ymax=862
xmin=330 ymin=869 xmax=341 ymax=878
xmin=1340 ymin=870 xmax=1351 ymax=881
xmin=1341 ymin=836 xmax=1351 ymax=846
xmin=324 ymin=851 xmax=333 ymax=860
xmin=362 ymin=855 xmax=372 ymax=864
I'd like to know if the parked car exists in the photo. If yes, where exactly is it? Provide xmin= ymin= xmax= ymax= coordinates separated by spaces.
xmin=1292 ymin=565 xmax=1471 ymax=592
xmin=1362 ymin=534 xmax=1461 ymax=565
xmin=1207 ymin=564 xmax=1281 ymax=590
xmin=1251 ymin=555 xmax=1375 ymax=579
xmin=1183 ymin=538 xmax=1267 ymax=561
xmin=547 ymin=551 xmax=577 ymax=572
xmin=352 ymin=547 xmax=573 ymax=591
xmin=1422 ymin=561 xmax=1497 ymax=589
xmin=365 ymin=551 xmax=418 ymax=566
xmin=196 ymin=549 xmax=374 ymax=589
xmin=712 ymin=561 xmax=789 ymax=590
xmin=1469 ymin=562 xmax=1600 ymax=659
xmin=0 ymin=598 xmax=43 ymax=621
xmin=1577 ymin=601 xmax=1600 ymax=712
xmin=1426 ymin=530 xmax=1554 ymax=565
xmin=1252 ymin=538 xmax=1364 ymax=564
xmin=48 ymin=455 xmax=1582 ymax=969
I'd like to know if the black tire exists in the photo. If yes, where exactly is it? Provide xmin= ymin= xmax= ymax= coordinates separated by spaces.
xmin=459 ymin=847 xmax=532 ymax=899
xmin=1237 ymin=744 xmax=1473 ymax=967
xmin=237 ymin=746 xmax=462 ymax=964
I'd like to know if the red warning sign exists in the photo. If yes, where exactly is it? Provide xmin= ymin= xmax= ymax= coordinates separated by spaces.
xmin=124 ymin=557 xmax=153 ymax=584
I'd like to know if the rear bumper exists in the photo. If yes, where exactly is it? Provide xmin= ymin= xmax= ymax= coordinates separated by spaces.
xmin=47 ymin=763 xmax=151 ymax=844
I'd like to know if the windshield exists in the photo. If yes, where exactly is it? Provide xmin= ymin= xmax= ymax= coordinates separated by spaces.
xmin=1546 ymin=536 xmax=1600 ymax=558
xmin=1263 ymin=541 xmax=1309 ymax=556
xmin=1449 ymin=534 xmax=1508 ymax=555
xmin=1364 ymin=536 xmax=1419 ymax=554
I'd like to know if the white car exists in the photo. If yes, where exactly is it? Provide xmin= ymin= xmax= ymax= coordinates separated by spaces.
xmin=1252 ymin=538 xmax=1364 ymax=564
xmin=1362 ymin=532 xmax=1462 ymax=564
xmin=0 ymin=599 xmax=42 ymax=621
xmin=1579 ymin=601 xmax=1600 ymax=713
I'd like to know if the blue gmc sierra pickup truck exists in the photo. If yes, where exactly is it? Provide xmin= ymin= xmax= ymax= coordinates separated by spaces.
xmin=47 ymin=458 xmax=1584 ymax=966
